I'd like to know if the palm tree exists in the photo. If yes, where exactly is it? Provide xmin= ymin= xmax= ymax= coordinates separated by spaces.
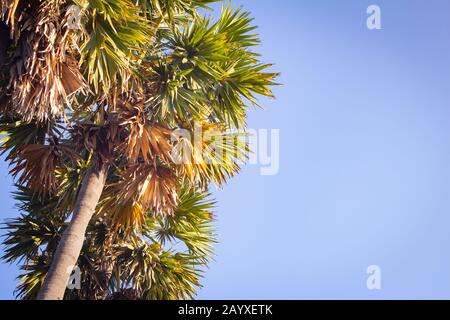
xmin=0 ymin=0 xmax=277 ymax=300
xmin=2 ymin=183 xmax=216 ymax=299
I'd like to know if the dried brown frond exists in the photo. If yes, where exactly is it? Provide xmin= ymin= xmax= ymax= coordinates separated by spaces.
xmin=118 ymin=96 xmax=173 ymax=163
xmin=0 ymin=0 xmax=21 ymax=37
xmin=71 ymin=120 xmax=123 ymax=163
xmin=7 ymin=0 xmax=84 ymax=122
xmin=113 ymin=164 xmax=178 ymax=217
xmin=9 ymin=142 xmax=77 ymax=196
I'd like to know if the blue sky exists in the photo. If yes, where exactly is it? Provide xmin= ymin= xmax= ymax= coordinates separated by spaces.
xmin=2 ymin=0 xmax=450 ymax=299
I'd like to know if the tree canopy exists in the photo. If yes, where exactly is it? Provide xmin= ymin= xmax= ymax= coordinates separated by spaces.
xmin=0 ymin=0 xmax=277 ymax=299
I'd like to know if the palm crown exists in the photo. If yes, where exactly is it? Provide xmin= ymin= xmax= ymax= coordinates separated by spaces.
xmin=0 ymin=0 xmax=277 ymax=299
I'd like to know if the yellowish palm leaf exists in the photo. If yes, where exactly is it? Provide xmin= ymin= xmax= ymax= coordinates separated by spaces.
xmin=112 ymin=164 xmax=178 ymax=217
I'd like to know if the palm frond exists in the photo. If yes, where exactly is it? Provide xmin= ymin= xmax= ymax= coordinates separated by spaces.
xmin=146 ymin=187 xmax=216 ymax=263
xmin=15 ymin=255 xmax=49 ymax=300
xmin=71 ymin=121 xmax=122 ymax=163
xmin=7 ymin=0 xmax=84 ymax=122
xmin=78 ymin=0 xmax=150 ymax=96
xmin=0 ymin=117 xmax=49 ymax=160
xmin=118 ymin=97 xmax=173 ymax=163
xmin=173 ymin=122 xmax=248 ymax=188
xmin=0 ymin=0 xmax=22 ymax=37
xmin=99 ymin=200 xmax=146 ymax=232
xmin=9 ymin=142 xmax=77 ymax=196
xmin=107 ymin=164 xmax=178 ymax=217
xmin=114 ymin=237 xmax=202 ymax=300
xmin=2 ymin=211 xmax=63 ymax=264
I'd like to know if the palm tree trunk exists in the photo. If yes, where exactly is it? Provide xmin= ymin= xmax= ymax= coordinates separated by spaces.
xmin=37 ymin=162 xmax=108 ymax=300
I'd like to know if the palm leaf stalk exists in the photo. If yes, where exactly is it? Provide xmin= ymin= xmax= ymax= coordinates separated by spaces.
xmin=0 ymin=0 xmax=278 ymax=300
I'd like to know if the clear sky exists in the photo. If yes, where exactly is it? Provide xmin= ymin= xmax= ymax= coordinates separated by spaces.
xmin=2 ymin=0 xmax=450 ymax=299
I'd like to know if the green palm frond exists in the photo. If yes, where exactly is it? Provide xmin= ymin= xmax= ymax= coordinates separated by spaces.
xmin=15 ymin=255 xmax=49 ymax=300
xmin=114 ymin=237 xmax=202 ymax=300
xmin=78 ymin=0 xmax=151 ymax=95
xmin=0 ymin=117 xmax=49 ymax=160
xmin=145 ymin=6 xmax=278 ymax=127
xmin=2 ymin=213 xmax=62 ymax=264
xmin=137 ymin=0 xmax=219 ymax=21
xmin=146 ymin=187 xmax=216 ymax=263
xmin=2 ymin=186 xmax=66 ymax=265
xmin=55 ymin=160 xmax=88 ymax=212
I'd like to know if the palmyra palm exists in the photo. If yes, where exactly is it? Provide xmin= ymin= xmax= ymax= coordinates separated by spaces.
xmin=2 ymin=183 xmax=217 ymax=299
xmin=0 ymin=0 xmax=277 ymax=300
